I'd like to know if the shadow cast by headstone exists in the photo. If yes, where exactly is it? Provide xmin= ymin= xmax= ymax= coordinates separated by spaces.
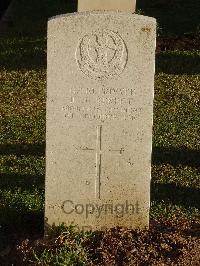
xmin=0 ymin=143 xmax=45 ymax=156
xmin=152 ymin=147 xmax=200 ymax=167
xmin=1 ymin=38 xmax=199 ymax=73
xmin=0 ymin=142 xmax=45 ymax=244
xmin=0 ymin=0 xmax=78 ymax=37
xmin=0 ymin=174 xmax=44 ymax=249
xmin=0 ymin=173 xmax=44 ymax=190
xmin=156 ymin=52 xmax=200 ymax=75
xmin=0 ymin=0 xmax=11 ymax=18
xmin=0 ymin=1 xmax=76 ymax=68
xmin=151 ymin=183 xmax=200 ymax=210
xmin=1 ymin=143 xmax=199 ymax=168
xmin=137 ymin=0 xmax=200 ymax=35
xmin=0 ymin=206 xmax=44 ymax=249
xmin=0 ymin=0 xmax=78 ymax=70
xmin=0 ymin=37 xmax=46 ymax=70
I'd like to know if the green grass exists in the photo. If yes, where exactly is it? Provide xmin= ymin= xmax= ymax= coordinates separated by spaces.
xmin=19 ymin=225 xmax=93 ymax=265
xmin=0 ymin=0 xmax=200 ymax=264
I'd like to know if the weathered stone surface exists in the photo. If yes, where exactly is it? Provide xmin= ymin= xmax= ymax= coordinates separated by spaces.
xmin=78 ymin=0 xmax=136 ymax=12
xmin=45 ymin=12 xmax=156 ymax=232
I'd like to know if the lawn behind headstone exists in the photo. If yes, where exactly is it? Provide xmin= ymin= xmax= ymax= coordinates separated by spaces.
xmin=0 ymin=0 xmax=199 ymax=264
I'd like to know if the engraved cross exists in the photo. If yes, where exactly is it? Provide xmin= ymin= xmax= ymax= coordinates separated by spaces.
xmin=77 ymin=125 xmax=124 ymax=199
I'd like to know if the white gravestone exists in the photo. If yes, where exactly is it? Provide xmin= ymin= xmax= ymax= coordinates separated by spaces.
xmin=78 ymin=0 xmax=136 ymax=12
xmin=45 ymin=11 xmax=156 ymax=232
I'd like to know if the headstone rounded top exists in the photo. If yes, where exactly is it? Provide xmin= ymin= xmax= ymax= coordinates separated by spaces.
xmin=48 ymin=12 xmax=156 ymax=26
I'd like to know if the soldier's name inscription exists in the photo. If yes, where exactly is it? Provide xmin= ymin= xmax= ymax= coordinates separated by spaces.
xmin=62 ymin=87 xmax=142 ymax=121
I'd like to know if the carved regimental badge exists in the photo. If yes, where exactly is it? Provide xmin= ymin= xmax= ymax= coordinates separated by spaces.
xmin=76 ymin=30 xmax=128 ymax=79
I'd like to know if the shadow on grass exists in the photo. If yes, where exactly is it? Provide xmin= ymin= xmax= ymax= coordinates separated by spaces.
xmin=0 ymin=207 xmax=44 ymax=251
xmin=156 ymin=52 xmax=200 ymax=74
xmin=0 ymin=143 xmax=45 ymax=156
xmin=0 ymin=173 xmax=44 ymax=190
xmin=137 ymin=0 xmax=200 ymax=35
xmin=0 ymin=173 xmax=45 ymax=243
xmin=152 ymin=147 xmax=200 ymax=168
xmin=0 ymin=0 xmax=11 ymax=18
xmin=0 ymin=37 xmax=46 ymax=70
xmin=1 ymin=37 xmax=200 ymax=74
xmin=0 ymin=0 xmax=78 ymax=37
xmin=0 ymin=175 xmax=44 ymax=250
xmin=151 ymin=183 xmax=200 ymax=210
xmin=1 ymin=143 xmax=199 ymax=168
xmin=0 ymin=142 xmax=199 ymax=252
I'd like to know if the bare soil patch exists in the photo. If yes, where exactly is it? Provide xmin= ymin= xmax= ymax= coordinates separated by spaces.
xmin=4 ymin=217 xmax=199 ymax=265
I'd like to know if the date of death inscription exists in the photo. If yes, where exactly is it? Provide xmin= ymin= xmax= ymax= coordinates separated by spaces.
xmin=61 ymin=87 xmax=143 ymax=121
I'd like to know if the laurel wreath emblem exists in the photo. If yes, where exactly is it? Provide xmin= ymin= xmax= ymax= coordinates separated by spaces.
xmin=76 ymin=30 xmax=128 ymax=79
